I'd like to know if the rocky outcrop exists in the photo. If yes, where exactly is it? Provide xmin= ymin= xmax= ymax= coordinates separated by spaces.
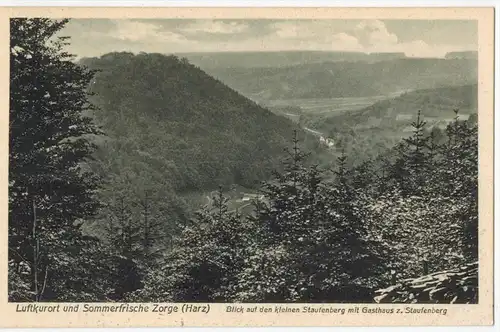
xmin=374 ymin=262 xmax=478 ymax=304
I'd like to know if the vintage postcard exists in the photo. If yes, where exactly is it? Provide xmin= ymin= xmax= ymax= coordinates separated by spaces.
xmin=0 ymin=6 xmax=494 ymax=328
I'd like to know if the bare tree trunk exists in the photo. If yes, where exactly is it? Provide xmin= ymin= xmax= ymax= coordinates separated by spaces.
xmin=40 ymin=266 xmax=48 ymax=301
xmin=32 ymin=197 xmax=48 ymax=302
xmin=143 ymin=191 xmax=150 ymax=256
xmin=32 ymin=198 xmax=38 ymax=301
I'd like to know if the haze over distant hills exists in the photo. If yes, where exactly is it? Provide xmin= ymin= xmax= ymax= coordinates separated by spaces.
xmin=78 ymin=51 xmax=478 ymax=176
xmin=177 ymin=51 xmax=380 ymax=69
xmin=177 ymin=51 xmax=477 ymax=69
xmin=445 ymin=51 xmax=478 ymax=60
xmin=200 ymin=57 xmax=477 ymax=100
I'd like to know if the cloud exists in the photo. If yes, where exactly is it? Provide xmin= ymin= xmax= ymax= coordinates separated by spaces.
xmin=111 ymin=20 xmax=187 ymax=43
xmin=269 ymin=21 xmax=363 ymax=51
xmin=268 ymin=20 xmax=469 ymax=57
xmin=271 ymin=21 xmax=344 ymax=40
xmin=400 ymin=40 xmax=437 ymax=57
xmin=394 ymin=40 xmax=473 ymax=58
xmin=274 ymin=24 xmax=299 ymax=38
xmin=269 ymin=20 xmax=399 ymax=51
xmin=178 ymin=20 xmax=249 ymax=34
xmin=354 ymin=20 xmax=398 ymax=47
xmin=365 ymin=39 xmax=472 ymax=58
xmin=61 ymin=19 xmax=478 ymax=58
xmin=330 ymin=32 xmax=362 ymax=49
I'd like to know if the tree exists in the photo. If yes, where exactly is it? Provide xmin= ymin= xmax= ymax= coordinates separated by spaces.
xmin=133 ymin=187 xmax=247 ymax=302
xmin=237 ymin=132 xmax=322 ymax=302
xmin=365 ymin=189 xmax=468 ymax=279
xmin=318 ymin=153 xmax=388 ymax=301
xmin=100 ymin=189 xmax=169 ymax=301
xmin=100 ymin=194 xmax=143 ymax=301
xmin=438 ymin=110 xmax=478 ymax=260
xmin=9 ymin=18 xmax=107 ymax=301
xmin=390 ymin=110 xmax=432 ymax=195
xmin=365 ymin=109 xmax=478 ymax=280
xmin=238 ymin=133 xmax=387 ymax=302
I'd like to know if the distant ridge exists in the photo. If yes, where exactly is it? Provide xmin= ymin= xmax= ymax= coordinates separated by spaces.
xmin=175 ymin=51 xmax=372 ymax=69
xmin=445 ymin=51 xmax=478 ymax=60
xmin=177 ymin=51 xmax=478 ymax=69
xmin=203 ymin=58 xmax=478 ymax=100
xmin=367 ymin=52 xmax=407 ymax=61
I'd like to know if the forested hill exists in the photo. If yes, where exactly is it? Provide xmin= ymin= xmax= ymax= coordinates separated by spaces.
xmin=80 ymin=52 xmax=311 ymax=193
xmin=307 ymin=83 xmax=478 ymax=133
xmin=301 ymin=84 xmax=478 ymax=166
xmin=204 ymin=58 xmax=477 ymax=100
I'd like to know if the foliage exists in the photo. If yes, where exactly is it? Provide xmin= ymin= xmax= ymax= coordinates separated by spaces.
xmin=9 ymin=18 xmax=109 ymax=301
xmin=300 ymin=84 xmax=478 ymax=167
xmin=8 ymin=20 xmax=479 ymax=304
xmin=79 ymin=52 xmax=327 ymax=249
xmin=80 ymin=52 xmax=314 ymax=193
xmin=236 ymin=134 xmax=388 ymax=303
xmin=363 ymin=110 xmax=478 ymax=280
xmin=132 ymin=187 xmax=248 ymax=302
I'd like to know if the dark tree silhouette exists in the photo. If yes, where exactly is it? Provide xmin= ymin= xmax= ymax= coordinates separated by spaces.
xmin=9 ymin=18 xmax=107 ymax=301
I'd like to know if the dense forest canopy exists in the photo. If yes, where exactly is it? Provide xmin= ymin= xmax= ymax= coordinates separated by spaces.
xmin=81 ymin=51 xmax=319 ymax=192
xmin=78 ymin=51 xmax=329 ymax=247
xmin=9 ymin=19 xmax=479 ymax=304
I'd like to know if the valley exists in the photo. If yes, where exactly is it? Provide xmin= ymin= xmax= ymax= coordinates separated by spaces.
xmin=80 ymin=51 xmax=478 ymax=289
xmin=178 ymin=81 xmax=478 ymax=215
xmin=263 ymin=95 xmax=395 ymax=116
xmin=9 ymin=18 xmax=482 ymax=306
xmin=84 ymin=50 xmax=478 ymax=224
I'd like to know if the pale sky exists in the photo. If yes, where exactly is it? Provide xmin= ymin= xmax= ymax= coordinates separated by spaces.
xmin=59 ymin=19 xmax=478 ymax=58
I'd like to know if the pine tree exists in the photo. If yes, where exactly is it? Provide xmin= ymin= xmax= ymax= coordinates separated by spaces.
xmin=255 ymin=130 xmax=315 ymax=243
xmin=439 ymin=110 xmax=478 ymax=261
xmin=238 ymin=134 xmax=324 ymax=301
xmin=366 ymin=109 xmax=478 ymax=280
xmin=238 ymin=134 xmax=386 ymax=302
xmin=137 ymin=187 xmax=246 ymax=302
xmin=102 ymin=194 xmax=141 ymax=300
xmin=9 ymin=18 xmax=108 ymax=301
xmin=315 ymin=152 xmax=387 ymax=302
xmin=350 ymin=159 xmax=376 ymax=193
xmin=137 ymin=190 xmax=166 ymax=261
xmin=390 ymin=110 xmax=431 ymax=195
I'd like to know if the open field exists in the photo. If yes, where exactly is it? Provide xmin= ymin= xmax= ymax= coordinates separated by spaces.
xmin=264 ymin=95 xmax=392 ymax=115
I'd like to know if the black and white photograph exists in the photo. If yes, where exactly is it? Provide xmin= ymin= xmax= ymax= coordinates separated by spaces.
xmin=7 ymin=14 xmax=486 ymax=309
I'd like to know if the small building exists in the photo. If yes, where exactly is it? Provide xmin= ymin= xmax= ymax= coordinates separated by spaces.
xmin=239 ymin=193 xmax=265 ymax=202
xmin=319 ymin=136 xmax=335 ymax=148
